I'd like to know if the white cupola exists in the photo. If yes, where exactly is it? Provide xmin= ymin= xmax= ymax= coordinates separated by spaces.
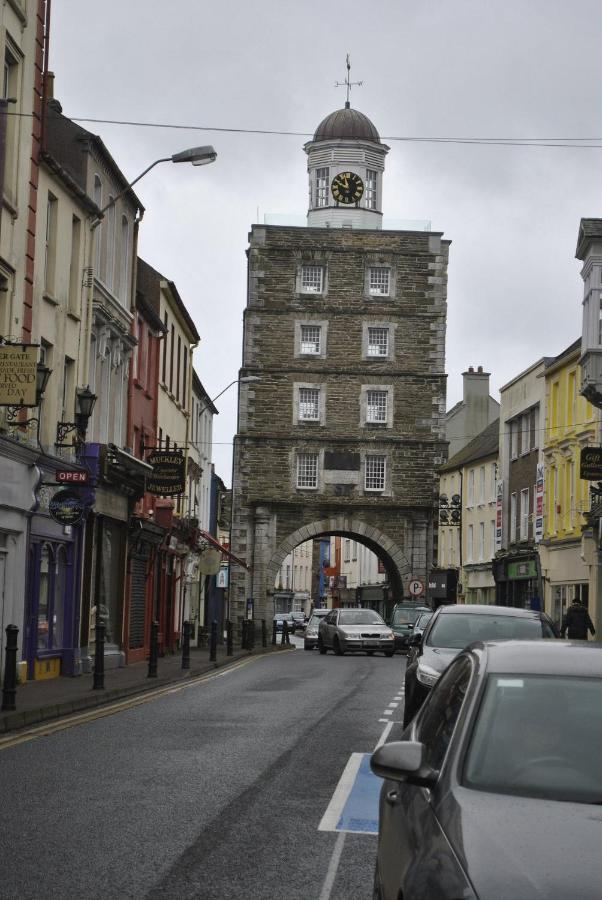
xmin=304 ymin=103 xmax=389 ymax=229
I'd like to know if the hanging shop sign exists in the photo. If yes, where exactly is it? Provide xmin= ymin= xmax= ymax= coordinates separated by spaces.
xmin=495 ymin=480 xmax=504 ymax=552
xmin=56 ymin=470 xmax=88 ymax=484
xmin=146 ymin=450 xmax=186 ymax=496
xmin=49 ymin=489 xmax=85 ymax=526
xmin=0 ymin=344 xmax=38 ymax=406
xmin=534 ymin=463 xmax=544 ymax=543
xmin=217 ymin=567 xmax=229 ymax=589
xmin=580 ymin=447 xmax=602 ymax=481
xmin=198 ymin=547 xmax=222 ymax=575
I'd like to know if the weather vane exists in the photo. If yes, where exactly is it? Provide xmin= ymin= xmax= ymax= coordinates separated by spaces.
xmin=335 ymin=54 xmax=363 ymax=109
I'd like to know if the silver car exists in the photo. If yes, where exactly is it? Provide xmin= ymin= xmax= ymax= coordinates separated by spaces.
xmin=303 ymin=609 xmax=330 ymax=650
xmin=318 ymin=608 xmax=395 ymax=657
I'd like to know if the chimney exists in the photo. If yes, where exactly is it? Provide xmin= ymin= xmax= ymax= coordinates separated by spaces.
xmin=462 ymin=365 xmax=490 ymax=402
xmin=45 ymin=71 xmax=55 ymax=100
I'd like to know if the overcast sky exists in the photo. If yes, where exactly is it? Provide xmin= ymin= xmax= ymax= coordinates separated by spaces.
xmin=50 ymin=0 xmax=602 ymax=482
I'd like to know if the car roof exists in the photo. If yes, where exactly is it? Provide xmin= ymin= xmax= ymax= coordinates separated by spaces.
xmin=474 ymin=640 xmax=602 ymax=677
xmin=436 ymin=603 xmax=545 ymax=619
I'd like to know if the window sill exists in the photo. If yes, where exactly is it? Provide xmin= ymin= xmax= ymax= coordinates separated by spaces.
xmin=43 ymin=292 xmax=59 ymax=306
xmin=66 ymin=310 xmax=81 ymax=323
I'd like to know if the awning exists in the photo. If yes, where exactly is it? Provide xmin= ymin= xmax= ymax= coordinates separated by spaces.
xmin=198 ymin=529 xmax=250 ymax=571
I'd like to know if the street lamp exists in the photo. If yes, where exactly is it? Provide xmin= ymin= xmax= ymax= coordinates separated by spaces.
xmin=94 ymin=144 xmax=217 ymax=223
xmin=56 ymin=385 xmax=97 ymax=450
xmin=210 ymin=375 xmax=260 ymax=404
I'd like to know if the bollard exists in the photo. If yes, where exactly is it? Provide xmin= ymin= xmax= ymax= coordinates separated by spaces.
xmin=1 ymin=625 xmax=19 ymax=712
xmin=272 ymin=620 xmax=277 ymax=645
xmin=148 ymin=621 xmax=159 ymax=678
xmin=281 ymin=620 xmax=290 ymax=646
xmin=241 ymin=619 xmax=247 ymax=651
xmin=261 ymin=619 xmax=267 ymax=648
xmin=226 ymin=619 xmax=233 ymax=656
xmin=93 ymin=621 xmax=105 ymax=690
xmin=181 ymin=620 xmax=191 ymax=670
xmin=209 ymin=620 xmax=218 ymax=662
xmin=248 ymin=620 xmax=255 ymax=651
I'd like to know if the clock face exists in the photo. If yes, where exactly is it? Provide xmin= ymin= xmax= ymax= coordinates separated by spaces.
xmin=331 ymin=171 xmax=364 ymax=205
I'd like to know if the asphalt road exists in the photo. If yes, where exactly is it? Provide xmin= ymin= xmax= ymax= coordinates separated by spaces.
xmin=0 ymin=642 xmax=406 ymax=899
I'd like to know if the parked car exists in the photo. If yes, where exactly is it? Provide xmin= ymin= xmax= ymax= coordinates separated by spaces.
xmin=411 ymin=610 xmax=433 ymax=643
xmin=371 ymin=640 xmax=602 ymax=899
xmin=389 ymin=603 xmax=431 ymax=653
xmin=318 ymin=608 xmax=395 ymax=656
xmin=303 ymin=608 xmax=330 ymax=650
xmin=290 ymin=612 xmax=307 ymax=634
xmin=273 ymin=613 xmax=295 ymax=634
xmin=403 ymin=603 xmax=558 ymax=727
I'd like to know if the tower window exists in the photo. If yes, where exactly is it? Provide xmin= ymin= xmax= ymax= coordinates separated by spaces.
xmin=366 ymin=390 xmax=388 ymax=423
xmin=316 ymin=168 xmax=329 ymax=207
xmin=369 ymin=267 xmax=390 ymax=296
xmin=365 ymin=169 xmax=377 ymax=209
xmin=301 ymin=265 xmax=324 ymax=294
xmin=298 ymin=387 xmax=320 ymax=421
xmin=365 ymin=455 xmax=386 ymax=491
xmin=367 ymin=327 xmax=389 ymax=357
xmin=297 ymin=452 xmax=318 ymax=489
xmin=300 ymin=325 xmax=321 ymax=354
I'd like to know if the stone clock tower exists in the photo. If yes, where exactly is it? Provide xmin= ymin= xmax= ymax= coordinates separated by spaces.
xmin=305 ymin=103 xmax=389 ymax=230
xmin=229 ymin=96 xmax=450 ymax=627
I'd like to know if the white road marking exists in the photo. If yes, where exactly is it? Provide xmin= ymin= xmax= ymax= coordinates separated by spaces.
xmin=374 ymin=720 xmax=394 ymax=749
xmin=387 ymin=702 xmax=398 ymax=708
xmin=318 ymin=832 xmax=346 ymax=900
xmin=318 ymin=753 xmax=364 ymax=832
xmin=378 ymin=718 xmax=389 ymax=723
xmin=382 ymin=709 xmax=393 ymax=716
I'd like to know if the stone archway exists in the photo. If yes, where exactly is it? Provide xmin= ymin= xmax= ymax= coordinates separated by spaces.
xmin=265 ymin=515 xmax=412 ymax=607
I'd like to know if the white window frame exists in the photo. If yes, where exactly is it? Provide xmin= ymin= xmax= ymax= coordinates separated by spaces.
xmin=364 ymin=454 xmax=386 ymax=492
xmin=300 ymin=324 xmax=321 ymax=355
xmin=478 ymin=522 xmax=484 ymax=561
xmin=510 ymin=420 xmax=518 ymax=459
xmin=520 ymin=488 xmax=529 ymax=540
xmin=298 ymin=387 xmax=320 ymax=421
xmin=467 ymin=470 xmax=475 ymax=507
xmin=521 ymin=414 xmax=529 ymax=455
xmin=296 ymin=452 xmax=319 ymax=490
xmin=366 ymin=389 xmax=388 ymax=423
xmin=365 ymin=169 xmax=377 ymax=210
xmin=300 ymin=265 xmax=324 ymax=294
xmin=368 ymin=266 xmax=390 ymax=296
xmin=367 ymin=326 xmax=389 ymax=357
xmin=510 ymin=492 xmax=517 ymax=543
xmin=315 ymin=167 xmax=329 ymax=208
xmin=478 ymin=466 xmax=485 ymax=505
xmin=467 ymin=524 xmax=474 ymax=562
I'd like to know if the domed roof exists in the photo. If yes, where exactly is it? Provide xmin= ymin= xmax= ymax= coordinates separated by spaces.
xmin=313 ymin=106 xmax=380 ymax=143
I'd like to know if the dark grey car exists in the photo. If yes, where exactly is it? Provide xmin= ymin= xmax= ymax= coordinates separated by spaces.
xmin=403 ymin=603 xmax=558 ymax=727
xmin=371 ymin=640 xmax=602 ymax=899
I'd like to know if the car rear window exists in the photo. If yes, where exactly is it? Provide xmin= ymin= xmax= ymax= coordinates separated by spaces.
xmin=391 ymin=607 xmax=426 ymax=626
xmin=426 ymin=613 xmax=555 ymax=649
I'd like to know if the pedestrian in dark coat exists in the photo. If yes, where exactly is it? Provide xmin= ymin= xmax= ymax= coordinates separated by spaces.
xmin=560 ymin=600 xmax=596 ymax=640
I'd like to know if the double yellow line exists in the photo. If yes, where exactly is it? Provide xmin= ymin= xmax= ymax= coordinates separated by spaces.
xmin=0 ymin=655 xmax=261 ymax=752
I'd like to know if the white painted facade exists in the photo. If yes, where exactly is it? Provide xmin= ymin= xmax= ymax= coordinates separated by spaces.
xmin=276 ymin=540 xmax=313 ymax=594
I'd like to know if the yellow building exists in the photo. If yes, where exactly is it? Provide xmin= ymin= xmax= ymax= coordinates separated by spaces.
xmin=539 ymin=339 xmax=599 ymax=629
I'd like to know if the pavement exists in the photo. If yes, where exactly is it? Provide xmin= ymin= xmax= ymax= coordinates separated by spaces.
xmin=0 ymin=638 xmax=294 ymax=735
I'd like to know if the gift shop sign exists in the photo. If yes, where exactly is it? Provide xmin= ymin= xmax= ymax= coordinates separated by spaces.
xmin=0 ymin=345 xmax=38 ymax=406
xmin=146 ymin=450 xmax=186 ymax=496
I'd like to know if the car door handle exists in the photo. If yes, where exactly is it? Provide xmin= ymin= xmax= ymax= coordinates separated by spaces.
xmin=385 ymin=789 xmax=400 ymax=806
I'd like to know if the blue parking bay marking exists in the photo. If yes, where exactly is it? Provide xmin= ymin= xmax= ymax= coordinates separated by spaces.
xmin=318 ymin=753 xmax=380 ymax=835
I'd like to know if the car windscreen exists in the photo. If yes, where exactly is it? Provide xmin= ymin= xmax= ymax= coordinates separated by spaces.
xmin=338 ymin=609 xmax=384 ymax=626
xmin=391 ymin=607 xmax=426 ymax=626
xmin=307 ymin=615 xmax=325 ymax=627
xmin=415 ymin=613 xmax=433 ymax=629
xmin=464 ymin=674 xmax=602 ymax=804
xmin=426 ymin=613 xmax=554 ymax=649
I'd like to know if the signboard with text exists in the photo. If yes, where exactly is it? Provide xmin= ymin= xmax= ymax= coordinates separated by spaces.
xmin=495 ymin=480 xmax=504 ymax=551
xmin=49 ymin=489 xmax=85 ymax=526
xmin=0 ymin=344 xmax=38 ymax=406
xmin=146 ymin=450 xmax=186 ymax=496
xmin=580 ymin=447 xmax=602 ymax=481
xmin=534 ymin=463 xmax=544 ymax=542
xmin=56 ymin=470 xmax=88 ymax=484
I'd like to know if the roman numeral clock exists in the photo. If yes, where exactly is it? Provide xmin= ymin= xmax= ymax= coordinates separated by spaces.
xmin=331 ymin=171 xmax=364 ymax=205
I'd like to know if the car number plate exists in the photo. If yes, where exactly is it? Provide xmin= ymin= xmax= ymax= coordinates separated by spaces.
xmin=364 ymin=641 xmax=379 ymax=647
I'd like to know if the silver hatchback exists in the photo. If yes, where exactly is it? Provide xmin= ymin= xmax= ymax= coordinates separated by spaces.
xmin=318 ymin=608 xmax=395 ymax=657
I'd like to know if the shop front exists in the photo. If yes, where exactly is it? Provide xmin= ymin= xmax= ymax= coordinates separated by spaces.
xmin=539 ymin=538 xmax=591 ymax=631
xmin=493 ymin=554 xmax=542 ymax=609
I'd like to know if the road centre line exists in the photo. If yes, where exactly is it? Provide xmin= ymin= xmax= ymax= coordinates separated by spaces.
xmin=387 ymin=702 xmax=398 ymax=708
xmin=382 ymin=709 xmax=393 ymax=716
xmin=318 ymin=718 xmax=393 ymax=899
xmin=0 ymin=655 xmax=262 ymax=752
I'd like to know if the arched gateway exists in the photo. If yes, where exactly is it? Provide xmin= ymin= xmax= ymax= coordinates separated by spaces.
xmin=230 ymin=99 xmax=449 ymax=623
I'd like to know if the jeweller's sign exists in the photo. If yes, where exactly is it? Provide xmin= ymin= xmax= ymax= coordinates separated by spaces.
xmin=49 ymin=489 xmax=85 ymax=526
xmin=0 ymin=345 xmax=38 ymax=406
xmin=146 ymin=450 xmax=186 ymax=496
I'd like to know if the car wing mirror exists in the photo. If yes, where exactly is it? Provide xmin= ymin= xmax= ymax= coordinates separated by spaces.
xmin=370 ymin=741 xmax=437 ymax=787
xmin=409 ymin=632 xmax=422 ymax=646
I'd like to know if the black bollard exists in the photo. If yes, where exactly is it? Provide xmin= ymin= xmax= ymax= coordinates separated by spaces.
xmin=281 ymin=620 xmax=290 ymax=646
xmin=261 ymin=619 xmax=267 ymax=648
xmin=248 ymin=620 xmax=255 ymax=651
xmin=181 ymin=620 xmax=191 ymax=670
xmin=209 ymin=620 xmax=218 ymax=662
xmin=148 ymin=621 xmax=159 ymax=678
xmin=241 ymin=619 xmax=247 ymax=650
xmin=226 ymin=619 xmax=233 ymax=656
xmin=93 ymin=621 xmax=105 ymax=690
xmin=272 ymin=620 xmax=277 ymax=645
xmin=1 ymin=625 xmax=19 ymax=712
